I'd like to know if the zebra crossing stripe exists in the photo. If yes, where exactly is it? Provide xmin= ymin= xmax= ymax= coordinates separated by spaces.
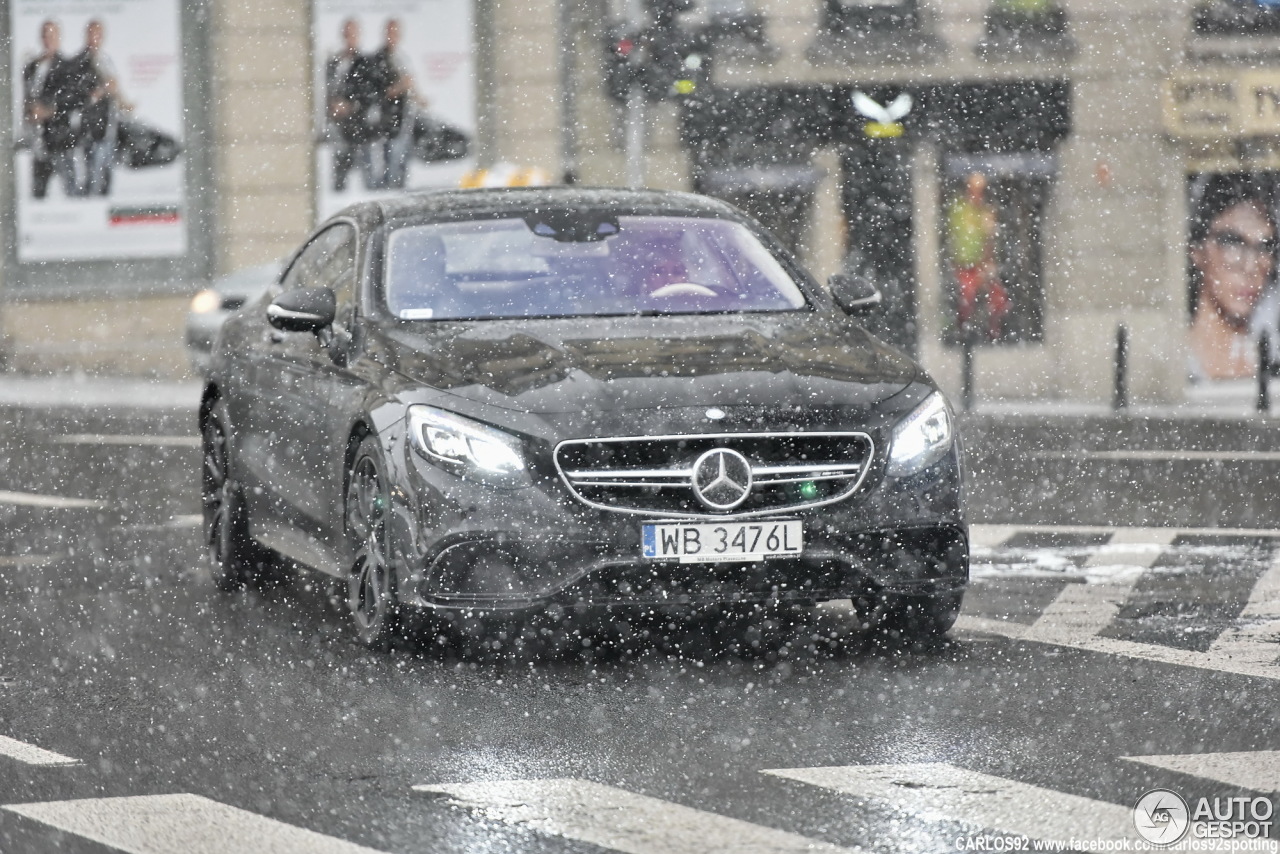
xmin=958 ymin=527 xmax=1280 ymax=681
xmin=3 ymin=794 xmax=383 ymax=854
xmin=763 ymin=763 xmax=1135 ymax=842
xmin=1208 ymin=550 xmax=1280 ymax=668
xmin=1125 ymin=751 xmax=1280 ymax=794
xmin=415 ymin=778 xmax=862 ymax=854
xmin=969 ymin=524 xmax=1280 ymax=540
xmin=957 ymin=600 xmax=1280 ymax=680
xmin=1083 ymin=527 xmax=1178 ymax=569
xmin=1021 ymin=574 xmax=1144 ymax=645
xmin=969 ymin=525 xmax=1019 ymax=549
xmin=0 ymin=735 xmax=79 ymax=767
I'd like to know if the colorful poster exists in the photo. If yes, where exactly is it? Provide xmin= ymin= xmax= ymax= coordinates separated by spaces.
xmin=940 ymin=155 xmax=1052 ymax=347
xmin=11 ymin=0 xmax=186 ymax=262
xmin=1187 ymin=173 xmax=1280 ymax=383
xmin=313 ymin=0 xmax=476 ymax=221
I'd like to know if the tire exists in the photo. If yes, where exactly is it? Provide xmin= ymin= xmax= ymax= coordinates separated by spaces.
xmin=876 ymin=589 xmax=964 ymax=644
xmin=345 ymin=435 xmax=400 ymax=651
xmin=201 ymin=399 xmax=254 ymax=591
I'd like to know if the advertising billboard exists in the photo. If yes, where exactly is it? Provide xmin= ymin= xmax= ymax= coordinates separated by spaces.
xmin=1188 ymin=172 xmax=1280 ymax=383
xmin=11 ymin=0 xmax=186 ymax=262
xmin=313 ymin=0 xmax=476 ymax=220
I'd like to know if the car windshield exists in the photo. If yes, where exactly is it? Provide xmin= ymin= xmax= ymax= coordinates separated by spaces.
xmin=383 ymin=215 xmax=808 ymax=320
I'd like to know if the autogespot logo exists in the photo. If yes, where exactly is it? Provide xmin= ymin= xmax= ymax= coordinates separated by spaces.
xmin=1134 ymin=789 xmax=1191 ymax=845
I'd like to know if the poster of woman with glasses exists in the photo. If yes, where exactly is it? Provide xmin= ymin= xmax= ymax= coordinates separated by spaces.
xmin=1188 ymin=173 xmax=1280 ymax=382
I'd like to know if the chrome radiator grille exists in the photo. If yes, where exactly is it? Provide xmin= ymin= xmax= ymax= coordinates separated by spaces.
xmin=554 ymin=432 xmax=874 ymax=518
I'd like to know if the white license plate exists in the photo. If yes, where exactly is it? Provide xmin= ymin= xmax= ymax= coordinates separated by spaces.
xmin=641 ymin=520 xmax=803 ymax=563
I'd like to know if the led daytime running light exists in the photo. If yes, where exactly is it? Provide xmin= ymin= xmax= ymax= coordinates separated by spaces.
xmin=407 ymin=406 xmax=529 ymax=484
xmin=886 ymin=392 xmax=953 ymax=478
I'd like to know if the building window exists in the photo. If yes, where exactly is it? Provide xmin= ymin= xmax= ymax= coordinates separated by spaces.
xmin=823 ymin=0 xmax=920 ymax=33
xmin=810 ymin=0 xmax=940 ymax=63
xmin=700 ymin=0 xmax=774 ymax=60
xmin=1194 ymin=0 xmax=1280 ymax=36
xmin=977 ymin=0 xmax=1074 ymax=60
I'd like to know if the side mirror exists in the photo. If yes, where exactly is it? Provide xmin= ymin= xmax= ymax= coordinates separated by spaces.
xmin=267 ymin=287 xmax=336 ymax=333
xmin=828 ymin=273 xmax=883 ymax=315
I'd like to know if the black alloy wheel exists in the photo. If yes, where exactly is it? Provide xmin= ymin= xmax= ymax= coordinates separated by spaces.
xmin=345 ymin=436 xmax=399 ymax=650
xmin=875 ymin=589 xmax=964 ymax=645
xmin=201 ymin=399 xmax=250 ymax=591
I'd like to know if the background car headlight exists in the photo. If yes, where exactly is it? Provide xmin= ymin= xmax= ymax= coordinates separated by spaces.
xmin=189 ymin=289 xmax=221 ymax=314
xmin=886 ymin=392 xmax=954 ymax=478
xmin=407 ymin=405 xmax=531 ymax=487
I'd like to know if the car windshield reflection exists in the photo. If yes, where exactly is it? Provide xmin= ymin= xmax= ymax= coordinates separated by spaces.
xmin=384 ymin=215 xmax=809 ymax=320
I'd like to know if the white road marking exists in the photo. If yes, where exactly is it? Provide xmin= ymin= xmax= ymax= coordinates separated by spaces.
xmin=959 ymin=526 xmax=1280 ymax=680
xmin=954 ymin=615 xmax=1031 ymax=639
xmin=49 ymin=434 xmax=201 ymax=448
xmin=1125 ymin=751 xmax=1280 ymax=793
xmin=0 ymin=735 xmax=79 ymax=767
xmin=416 ymin=778 xmax=861 ymax=854
xmin=0 ymin=554 xmax=60 ymax=567
xmin=764 ymin=763 xmax=1135 ymax=842
xmin=1020 ymin=572 xmax=1143 ymax=645
xmin=957 ymin=611 xmax=1280 ymax=679
xmin=969 ymin=525 xmax=1019 ymax=549
xmin=1208 ymin=550 xmax=1280 ymax=668
xmin=1003 ymin=528 xmax=1175 ymax=645
xmin=4 ymin=793 xmax=383 ymax=854
xmin=1084 ymin=527 xmax=1178 ymax=568
xmin=0 ymin=490 xmax=104 ymax=509
xmin=970 ymin=524 xmax=1280 ymax=540
xmin=1031 ymin=450 xmax=1280 ymax=462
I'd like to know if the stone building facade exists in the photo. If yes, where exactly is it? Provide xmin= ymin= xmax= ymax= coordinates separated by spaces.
xmin=0 ymin=0 xmax=1270 ymax=407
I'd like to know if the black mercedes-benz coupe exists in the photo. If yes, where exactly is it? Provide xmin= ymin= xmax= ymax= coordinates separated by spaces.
xmin=201 ymin=187 xmax=967 ymax=650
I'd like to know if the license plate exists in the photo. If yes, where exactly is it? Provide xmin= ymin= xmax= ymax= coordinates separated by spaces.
xmin=641 ymin=520 xmax=803 ymax=563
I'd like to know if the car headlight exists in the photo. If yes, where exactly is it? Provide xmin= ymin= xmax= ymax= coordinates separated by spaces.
xmin=886 ymin=392 xmax=954 ymax=478
xmin=189 ymin=289 xmax=222 ymax=314
xmin=407 ymin=405 xmax=530 ymax=488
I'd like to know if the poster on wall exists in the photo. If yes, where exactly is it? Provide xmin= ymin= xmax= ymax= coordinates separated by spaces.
xmin=939 ymin=154 xmax=1051 ymax=348
xmin=11 ymin=0 xmax=186 ymax=262
xmin=1187 ymin=173 xmax=1280 ymax=384
xmin=313 ymin=0 xmax=476 ymax=221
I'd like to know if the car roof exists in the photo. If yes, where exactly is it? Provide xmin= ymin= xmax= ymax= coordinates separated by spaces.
xmin=331 ymin=186 xmax=747 ymax=228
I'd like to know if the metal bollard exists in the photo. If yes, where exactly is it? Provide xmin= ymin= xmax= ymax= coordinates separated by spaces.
xmin=961 ymin=331 xmax=975 ymax=412
xmin=1259 ymin=336 xmax=1271 ymax=414
xmin=1113 ymin=324 xmax=1128 ymax=411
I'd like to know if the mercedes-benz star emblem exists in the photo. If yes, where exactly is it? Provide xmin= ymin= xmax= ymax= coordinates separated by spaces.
xmin=691 ymin=448 xmax=753 ymax=511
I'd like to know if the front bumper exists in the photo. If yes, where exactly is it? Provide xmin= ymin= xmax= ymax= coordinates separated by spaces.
xmin=387 ymin=437 xmax=967 ymax=614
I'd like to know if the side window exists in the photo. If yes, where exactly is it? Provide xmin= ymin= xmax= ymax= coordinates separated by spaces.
xmin=279 ymin=224 xmax=358 ymax=316
xmin=318 ymin=225 xmax=358 ymax=318
xmin=280 ymin=233 xmax=330 ymax=292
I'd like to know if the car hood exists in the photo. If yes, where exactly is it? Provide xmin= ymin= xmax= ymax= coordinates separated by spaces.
xmin=371 ymin=312 xmax=920 ymax=417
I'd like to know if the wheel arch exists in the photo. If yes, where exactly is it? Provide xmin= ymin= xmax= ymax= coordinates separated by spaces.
xmin=199 ymin=382 xmax=221 ymax=429
xmin=342 ymin=420 xmax=376 ymax=498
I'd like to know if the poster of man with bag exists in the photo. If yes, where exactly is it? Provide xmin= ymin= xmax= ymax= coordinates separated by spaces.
xmin=11 ymin=0 xmax=185 ymax=262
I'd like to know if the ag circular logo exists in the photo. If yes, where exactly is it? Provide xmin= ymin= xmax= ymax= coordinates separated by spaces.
xmin=691 ymin=448 xmax=753 ymax=511
xmin=1133 ymin=789 xmax=1190 ymax=845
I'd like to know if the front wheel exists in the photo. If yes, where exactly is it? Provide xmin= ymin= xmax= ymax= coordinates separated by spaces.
xmin=874 ymin=589 xmax=964 ymax=645
xmin=201 ymin=400 xmax=253 ymax=591
xmin=345 ymin=436 xmax=400 ymax=651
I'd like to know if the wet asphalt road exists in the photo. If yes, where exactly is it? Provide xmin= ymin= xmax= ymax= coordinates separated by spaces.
xmin=0 ymin=403 xmax=1278 ymax=853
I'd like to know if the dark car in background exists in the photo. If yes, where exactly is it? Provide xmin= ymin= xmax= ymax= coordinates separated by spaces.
xmin=185 ymin=262 xmax=280 ymax=376
xmin=200 ymin=187 xmax=967 ymax=651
